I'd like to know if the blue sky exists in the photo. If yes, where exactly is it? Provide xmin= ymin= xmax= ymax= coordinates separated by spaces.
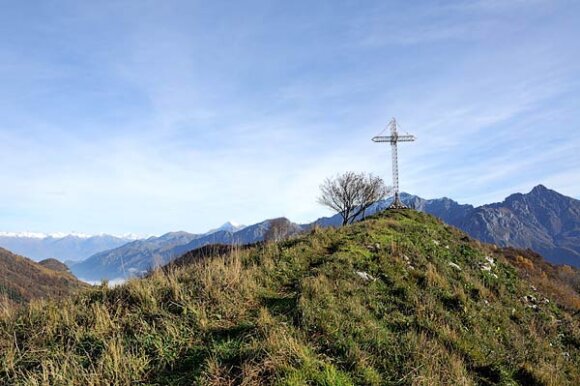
xmin=0 ymin=0 xmax=579 ymax=235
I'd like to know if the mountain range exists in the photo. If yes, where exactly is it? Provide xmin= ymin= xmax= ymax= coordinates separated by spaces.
xmin=70 ymin=219 xmax=298 ymax=281
xmin=0 ymin=222 xmax=245 ymax=264
xmin=2 ymin=185 xmax=578 ymax=282
xmin=69 ymin=185 xmax=579 ymax=282
xmin=457 ymin=185 xmax=580 ymax=266
xmin=0 ymin=233 xmax=136 ymax=262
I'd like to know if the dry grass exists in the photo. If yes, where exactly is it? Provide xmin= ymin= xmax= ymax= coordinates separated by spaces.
xmin=0 ymin=210 xmax=578 ymax=385
xmin=409 ymin=332 xmax=474 ymax=386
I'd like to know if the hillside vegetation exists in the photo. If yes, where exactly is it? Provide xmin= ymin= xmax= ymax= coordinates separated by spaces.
xmin=317 ymin=185 xmax=580 ymax=267
xmin=0 ymin=211 xmax=578 ymax=385
xmin=0 ymin=248 xmax=87 ymax=310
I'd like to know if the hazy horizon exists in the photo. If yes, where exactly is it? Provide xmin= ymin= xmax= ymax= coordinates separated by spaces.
xmin=0 ymin=185 xmax=573 ymax=238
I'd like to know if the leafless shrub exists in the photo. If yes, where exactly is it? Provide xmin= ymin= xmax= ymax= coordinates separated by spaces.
xmin=318 ymin=171 xmax=390 ymax=226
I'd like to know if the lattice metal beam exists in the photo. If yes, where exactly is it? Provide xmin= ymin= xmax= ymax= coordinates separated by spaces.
xmin=372 ymin=118 xmax=416 ymax=209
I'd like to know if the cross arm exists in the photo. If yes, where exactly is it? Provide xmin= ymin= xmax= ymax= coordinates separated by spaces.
xmin=372 ymin=135 xmax=416 ymax=143
xmin=372 ymin=136 xmax=393 ymax=142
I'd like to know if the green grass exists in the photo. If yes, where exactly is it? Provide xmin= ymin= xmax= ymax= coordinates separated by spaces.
xmin=0 ymin=210 xmax=578 ymax=385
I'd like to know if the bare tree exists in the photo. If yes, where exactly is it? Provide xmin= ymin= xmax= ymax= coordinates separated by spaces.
xmin=264 ymin=218 xmax=294 ymax=243
xmin=318 ymin=171 xmax=390 ymax=226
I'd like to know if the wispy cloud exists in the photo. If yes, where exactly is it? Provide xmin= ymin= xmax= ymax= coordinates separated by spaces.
xmin=0 ymin=0 xmax=578 ymax=234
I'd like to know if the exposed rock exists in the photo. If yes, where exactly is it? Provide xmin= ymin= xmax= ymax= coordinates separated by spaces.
xmin=480 ymin=263 xmax=493 ymax=272
xmin=448 ymin=262 xmax=462 ymax=271
xmin=355 ymin=271 xmax=375 ymax=282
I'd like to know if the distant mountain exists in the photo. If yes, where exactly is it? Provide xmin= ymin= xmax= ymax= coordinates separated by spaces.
xmin=458 ymin=185 xmax=580 ymax=266
xmin=171 ymin=217 xmax=301 ymax=257
xmin=70 ymin=185 xmax=579 ymax=281
xmin=405 ymin=194 xmax=475 ymax=227
xmin=205 ymin=221 xmax=246 ymax=234
xmin=0 ymin=223 xmax=245 ymax=265
xmin=0 ymin=247 xmax=87 ymax=306
xmin=307 ymin=193 xmax=474 ymax=229
xmin=70 ymin=231 xmax=201 ymax=282
xmin=0 ymin=233 xmax=136 ymax=262
xmin=71 ymin=218 xmax=301 ymax=282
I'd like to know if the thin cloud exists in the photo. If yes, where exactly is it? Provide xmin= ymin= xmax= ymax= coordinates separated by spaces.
xmin=0 ymin=0 xmax=578 ymax=234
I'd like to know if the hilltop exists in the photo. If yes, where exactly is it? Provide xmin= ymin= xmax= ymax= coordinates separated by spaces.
xmin=0 ymin=248 xmax=87 ymax=308
xmin=38 ymin=258 xmax=72 ymax=272
xmin=0 ymin=210 xmax=578 ymax=385
xmin=315 ymin=185 xmax=580 ymax=267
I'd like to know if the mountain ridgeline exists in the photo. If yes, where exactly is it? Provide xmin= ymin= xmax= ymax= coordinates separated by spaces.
xmin=70 ymin=219 xmax=300 ymax=281
xmin=68 ymin=185 xmax=580 ymax=282
xmin=0 ymin=233 xmax=135 ymax=262
xmin=0 ymin=210 xmax=578 ymax=384
xmin=458 ymin=185 xmax=580 ymax=266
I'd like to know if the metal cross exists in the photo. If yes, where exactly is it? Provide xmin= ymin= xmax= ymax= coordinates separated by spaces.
xmin=372 ymin=118 xmax=416 ymax=209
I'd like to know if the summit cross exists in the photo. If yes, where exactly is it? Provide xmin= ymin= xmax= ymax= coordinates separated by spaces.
xmin=372 ymin=118 xmax=416 ymax=209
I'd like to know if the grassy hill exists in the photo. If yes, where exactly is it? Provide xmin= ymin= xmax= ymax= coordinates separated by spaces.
xmin=0 ymin=247 xmax=87 ymax=310
xmin=38 ymin=258 xmax=72 ymax=273
xmin=0 ymin=210 xmax=578 ymax=385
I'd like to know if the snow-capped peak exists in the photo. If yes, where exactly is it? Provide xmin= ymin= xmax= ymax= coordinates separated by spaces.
xmin=116 ymin=233 xmax=144 ymax=240
xmin=206 ymin=221 xmax=246 ymax=235
xmin=0 ymin=231 xmax=143 ymax=240
xmin=48 ymin=232 xmax=94 ymax=239
xmin=222 ymin=220 xmax=243 ymax=228
xmin=0 ymin=231 xmax=49 ymax=239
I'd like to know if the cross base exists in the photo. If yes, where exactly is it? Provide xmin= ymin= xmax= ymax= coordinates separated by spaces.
xmin=388 ymin=193 xmax=408 ymax=209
